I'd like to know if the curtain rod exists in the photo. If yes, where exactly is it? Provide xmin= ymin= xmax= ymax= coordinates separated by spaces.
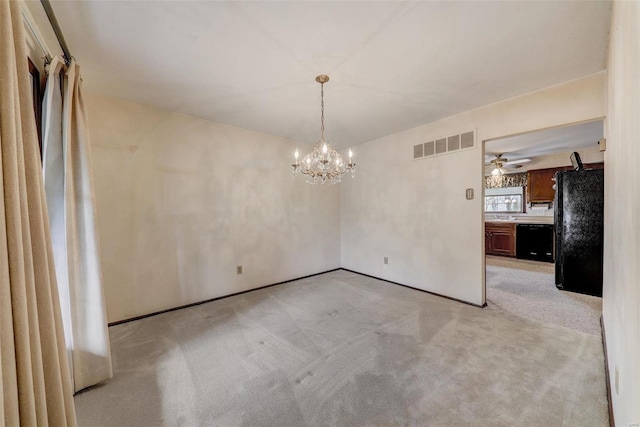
xmin=40 ymin=0 xmax=72 ymax=66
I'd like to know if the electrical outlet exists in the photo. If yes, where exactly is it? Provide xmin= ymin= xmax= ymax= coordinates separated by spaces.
xmin=237 ymin=266 xmax=243 ymax=275
xmin=384 ymin=257 xmax=389 ymax=265
xmin=615 ymin=365 xmax=619 ymax=394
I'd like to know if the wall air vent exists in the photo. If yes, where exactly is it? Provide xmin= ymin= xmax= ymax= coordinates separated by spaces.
xmin=460 ymin=131 xmax=474 ymax=149
xmin=447 ymin=135 xmax=460 ymax=151
xmin=413 ymin=130 xmax=475 ymax=160
xmin=424 ymin=141 xmax=435 ymax=157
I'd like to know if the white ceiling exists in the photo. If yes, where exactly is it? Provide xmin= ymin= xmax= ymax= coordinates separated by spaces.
xmin=46 ymin=1 xmax=611 ymax=148
xmin=485 ymin=120 xmax=604 ymax=163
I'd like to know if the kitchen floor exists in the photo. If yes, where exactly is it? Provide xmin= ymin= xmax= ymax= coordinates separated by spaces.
xmin=485 ymin=256 xmax=602 ymax=335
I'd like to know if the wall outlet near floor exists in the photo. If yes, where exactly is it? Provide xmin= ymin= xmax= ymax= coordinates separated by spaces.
xmin=384 ymin=257 xmax=389 ymax=265
xmin=237 ymin=266 xmax=243 ymax=275
xmin=615 ymin=365 xmax=619 ymax=394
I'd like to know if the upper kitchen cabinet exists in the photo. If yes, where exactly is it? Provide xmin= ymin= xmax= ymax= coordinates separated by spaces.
xmin=527 ymin=168 xmax=558 ymax=203
xmin=527 ymin=163 xmax=604 ymax=203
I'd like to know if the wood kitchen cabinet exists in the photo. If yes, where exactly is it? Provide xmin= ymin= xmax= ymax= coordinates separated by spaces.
xmin=485 ymin=222 xmax=516 ymax=257
xmin=527 ymin=168 xmax=558 ymax=203
xmin=527 ymin=163 xmax=604 ymax=203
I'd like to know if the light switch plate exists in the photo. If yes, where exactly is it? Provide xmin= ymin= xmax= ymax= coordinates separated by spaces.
xmin=598 ymin=138 xmax=606 ymax=152
xmin=466 ymin=188 xmax=474 ymax=200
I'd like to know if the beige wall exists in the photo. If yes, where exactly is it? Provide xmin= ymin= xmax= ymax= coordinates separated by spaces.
xmin=86 ymin=94 xmax=341 ymax=323
xmin=603 ymin=1 xmax=640 ymax=424
xmin=340 ymin=73 xmax=606 ymax=306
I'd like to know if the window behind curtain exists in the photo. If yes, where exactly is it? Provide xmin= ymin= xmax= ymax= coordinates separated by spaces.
xmin=27 ymin=57 xmax=43 ymax=159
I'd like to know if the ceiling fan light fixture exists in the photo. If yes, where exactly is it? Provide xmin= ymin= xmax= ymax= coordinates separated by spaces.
xmin=487 ymin=153 xmax=524 ymax=176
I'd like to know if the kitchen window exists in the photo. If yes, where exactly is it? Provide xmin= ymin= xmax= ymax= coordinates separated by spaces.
xmin=485 ymin=187 xmax=524 ymax=213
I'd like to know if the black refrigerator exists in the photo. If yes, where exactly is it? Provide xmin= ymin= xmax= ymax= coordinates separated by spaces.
xmin=554 ymin=168 xmax=604 ymax=297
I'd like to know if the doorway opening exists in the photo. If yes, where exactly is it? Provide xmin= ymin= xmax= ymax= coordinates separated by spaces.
xmin=482 ymin=119 xmax=604 ymax=335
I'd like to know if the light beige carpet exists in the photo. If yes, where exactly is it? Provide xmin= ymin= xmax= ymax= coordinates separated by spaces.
xmin=75 ymin=270 xmax=608 ymax=426
xmin=486 ymin=256 xmax=602 ymax=335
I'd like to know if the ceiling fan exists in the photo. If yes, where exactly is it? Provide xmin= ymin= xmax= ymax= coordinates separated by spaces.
xmin=485 ymin=154 xmax=532 ymax=176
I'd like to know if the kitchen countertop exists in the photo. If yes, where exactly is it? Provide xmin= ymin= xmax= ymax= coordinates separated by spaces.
xmin=485 ymin=216 xmax=554 ymax=225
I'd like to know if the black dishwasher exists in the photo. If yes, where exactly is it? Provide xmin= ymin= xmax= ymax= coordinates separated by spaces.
xmin=516 ymin=224 xmax=554 ymax=263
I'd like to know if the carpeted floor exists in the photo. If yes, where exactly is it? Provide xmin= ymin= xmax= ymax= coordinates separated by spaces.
xmin=485 ymin=256 xmax=602 ymax=335
xmin=75 ymin=270 xmax=608 ymax=426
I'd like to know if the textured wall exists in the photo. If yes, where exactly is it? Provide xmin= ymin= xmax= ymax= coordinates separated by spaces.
xmin=603 ymin=1 xmax=640 ymax=424
xmin=86 ymin=94 xmax=341 ymax=323
xmin=341 ymin=73 xmax=606 ymax=306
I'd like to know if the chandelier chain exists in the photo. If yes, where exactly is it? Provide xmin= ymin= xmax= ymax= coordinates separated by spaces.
xmin=320 ymin=82 xmax=325 ymax=141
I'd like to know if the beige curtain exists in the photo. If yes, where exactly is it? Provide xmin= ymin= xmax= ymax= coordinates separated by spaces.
xmin=42 ymin=57 xmax=113 ymax=392
xmin=0 ymin=0 xmax=77 ymax=425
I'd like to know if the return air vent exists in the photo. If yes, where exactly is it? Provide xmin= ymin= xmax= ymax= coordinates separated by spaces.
xmin=460 ymin=131 xmax=474 ymax=149
xmin=414 ymin=130 xmax=475 ymax=160
xmin=424 ymin=141 xmax=435 ymax=156
xmin=447 ymin=135 xmax=460 ymax=151
xmin=413 ymin=144 xmax=424 ymax=159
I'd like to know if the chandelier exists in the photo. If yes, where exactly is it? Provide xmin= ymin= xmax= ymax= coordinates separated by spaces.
xmin=291 ymin=75 xmax=355 ymax=185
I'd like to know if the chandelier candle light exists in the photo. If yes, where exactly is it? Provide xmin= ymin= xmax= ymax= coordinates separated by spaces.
xmin=291 ymin=75 xmax=355 ymax=184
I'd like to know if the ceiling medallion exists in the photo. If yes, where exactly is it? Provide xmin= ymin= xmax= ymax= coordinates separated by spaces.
xmin=291 ymin=75 xmax=355 ymax=185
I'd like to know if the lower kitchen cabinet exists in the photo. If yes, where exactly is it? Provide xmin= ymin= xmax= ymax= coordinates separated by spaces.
xmin=485 ymin=222 xmax=516 ymax=257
